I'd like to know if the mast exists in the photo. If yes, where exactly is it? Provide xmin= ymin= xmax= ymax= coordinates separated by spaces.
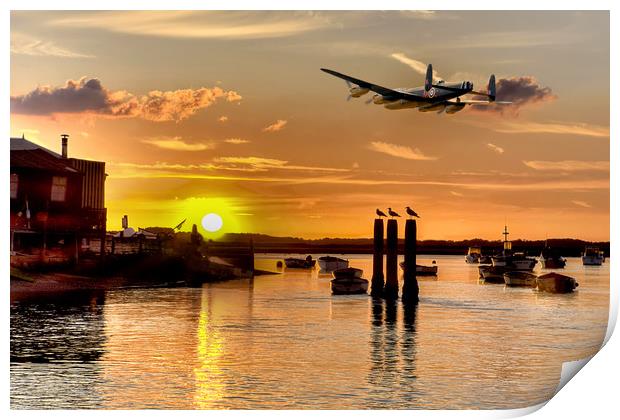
xmin=502 ymin=225 xmax=512 ymax=254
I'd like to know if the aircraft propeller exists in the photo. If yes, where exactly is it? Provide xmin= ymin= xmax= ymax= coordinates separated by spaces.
xmin=345 ymin=80 xmax=353 ymax=101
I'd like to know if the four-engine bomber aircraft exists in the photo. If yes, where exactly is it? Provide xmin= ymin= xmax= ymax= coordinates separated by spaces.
xmin=320 ymin=64 xmax=511 ymax=114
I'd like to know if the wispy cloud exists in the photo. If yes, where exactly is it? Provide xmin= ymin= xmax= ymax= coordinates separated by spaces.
xmin=523 ymin=160 xmax=609 ymax=171
xmin=107 ymin=163 xmax=609 ymax=191
xmin=11 ymin=77 xmax=242 ymax=122
xmin=109 ymin=157 xmax=350 ymax=178
xmin=493 ymin=121 xmax=609 ymax=138
xmin=486 ymin=143 xmax=504 ymax=154
xmin=11 ymin=33 xmax=94 ymax=58
xmin=450 ymin=191 xmax=464 ymax=197
xmin=213 ymin=156 xmax=349 ymax=172
xmin=390 ymin=53 xmax=441 ymax=79
xmin=218 ymin=116 xmax=229 ymax=122
xmin=142 ymin=137 xmax=215 ymax=151
xmin=263 ymin=119 xmax=287 ymax=132
xmin=368 ymin=141 xmax=437 ymax=161
xmin=224 ymin=138 xmax=250 ymax=145
xmin=464 ymin=119 xmax=610 ymax=138
xmin=572 ymin=200 xmax=592 ymax=208
xmin=51 ymin=11 xmax=331 ymax=39
xmin=398 ymin=11 xmax=443 ymax=20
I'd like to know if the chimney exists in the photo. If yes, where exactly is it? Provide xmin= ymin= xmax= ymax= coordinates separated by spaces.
xmin=61 ymin=134 xmax=69 ymax=158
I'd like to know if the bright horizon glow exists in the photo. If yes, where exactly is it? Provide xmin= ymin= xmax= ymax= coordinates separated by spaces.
xmin=202 ymin=213 xmax=224 ymax=233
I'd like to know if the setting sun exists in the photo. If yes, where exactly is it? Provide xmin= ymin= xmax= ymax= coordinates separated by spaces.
xmin=201 ymin=213 xmax=223 ymax=233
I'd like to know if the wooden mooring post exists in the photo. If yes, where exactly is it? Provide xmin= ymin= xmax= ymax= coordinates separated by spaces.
xmin=402 ymin=219 xmax=419 ymax=304
xmin=371 ymin=219 xmax=385 ymax=297
xmin=384 ymin=219 xmax=399 ymax=300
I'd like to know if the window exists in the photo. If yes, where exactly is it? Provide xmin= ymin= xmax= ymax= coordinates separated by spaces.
xmin=10 ymin=174 xmax=18 ymax=199
xmin=51 ymin=176 xmax=67 ymax=202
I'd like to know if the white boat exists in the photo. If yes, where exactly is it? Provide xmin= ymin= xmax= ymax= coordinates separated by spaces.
xmin=318 ymin=256 xmax=349 ymax=272
xmin=492 ymin=253 xmax=537 ymax=270
xmin=465 ymin=246 xmax=481 ymax=264
xmin=537 ymin=272 xmax=578 ymax=293
xmin=582 ymin=247 xmax=604 ymax=266
xmin=503 ymin=271 xmax=537 ymax=287
xmin=331 ymin=267 xmax=368 ymax=295
xmin=491 ymin=226 xmax=536 ymax=270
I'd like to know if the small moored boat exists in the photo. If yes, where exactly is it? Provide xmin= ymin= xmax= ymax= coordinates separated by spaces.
xmin=582 ymin=247 xmax=604 ymax=266
xmin=330 ymin=267 xmax=368 ymax=295
xmin=333 ymin=267 xmax=363 ymax=279
xmin=318 ymin=256 xmax=349 ymax=272
xmin=284 ymin=255 xmax=316 ymax=269
xmin=465 ymin=247 xmax=482 ymax=264
xmin=503 ymin=271 xmax=537 ymax=287
xmin=399 ymin=261 xmax=438 ymax=276
xmin=536 ymin=272 xmax=578 ymax=293
xmin=478 ymin=265 xmax=510 ymax=283
xmin=478 ymin=255 xmax=492 ymax=264
xmin=538 ymin=242 xmax=566 ymax=269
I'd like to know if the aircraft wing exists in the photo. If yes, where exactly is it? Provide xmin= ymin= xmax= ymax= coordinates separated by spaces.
xmin=321 ymin=68 xmax=423 ymax=100
xmin=447 ymin=100 xmax=512 ymax=105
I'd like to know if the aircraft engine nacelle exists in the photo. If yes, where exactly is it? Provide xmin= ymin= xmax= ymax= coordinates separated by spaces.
xmin=372 ymin=94 xmax=392 ymax=104
xmin=418 ymin=103 xmax=447 ymax=113
xmin=349 ymin=86 xmax=370 ymax=97
xmin=445 ymin=103 xmax=466 ymax=114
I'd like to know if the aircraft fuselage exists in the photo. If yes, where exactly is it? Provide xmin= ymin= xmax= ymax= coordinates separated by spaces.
xmin=379 ymin=82 xmax=473 ymax=110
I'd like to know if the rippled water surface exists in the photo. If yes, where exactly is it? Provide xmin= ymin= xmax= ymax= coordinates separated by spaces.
xmin=11 ymin=255 xmax=609 ymax=409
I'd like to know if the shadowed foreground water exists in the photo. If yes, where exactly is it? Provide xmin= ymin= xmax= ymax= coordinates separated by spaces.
xmin=10 ymin=255 xmax=608 ymax=409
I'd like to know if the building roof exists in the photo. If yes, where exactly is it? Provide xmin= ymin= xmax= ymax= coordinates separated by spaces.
xmin=11 ymin=149 xmax=79 ymax=173
xmin=10 ymin=137 xmax=61 ymax=157
xmin=10 ymin=136 xmax=106 ymax=174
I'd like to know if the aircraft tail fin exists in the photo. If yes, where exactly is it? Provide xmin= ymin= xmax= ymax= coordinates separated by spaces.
xmin=488 ymin=74 xmax=496 ymax=101
xmin=424 ymin=64 xmax=433 ymax=92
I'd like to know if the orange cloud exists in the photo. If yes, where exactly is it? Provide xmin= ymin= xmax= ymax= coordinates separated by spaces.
xmin=390 ymin=53 xmax=441 ymax=79
xmin=263 ymin=119 xmax=287 ymax=132
xmin=368 ymin=141 xmax=437 ymax=161
xmin=224 ymin=138 xmax=250 ymax=144
xmin=141 ymin=137 xmax=215 ymax=151
xmin=572 ymin=200 xmax=592 ymax=208
xmin=486 ymin=143 xmax=504 ymax=154
xmin=523 ymin=160 xmax=609 ymax=171
xmin=10 ymin=77 xmax=242 ymax=122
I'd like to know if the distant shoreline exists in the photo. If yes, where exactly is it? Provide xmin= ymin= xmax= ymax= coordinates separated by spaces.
xmin=212 ymin=233 xmax=610 ymax=258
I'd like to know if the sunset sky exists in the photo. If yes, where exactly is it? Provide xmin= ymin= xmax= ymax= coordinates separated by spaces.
xmin=10 ymin=11 xmax=610 ymax=240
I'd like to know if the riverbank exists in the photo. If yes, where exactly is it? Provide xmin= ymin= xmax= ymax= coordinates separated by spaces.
xmin=9 ymin=252 xmax=267 ymax=302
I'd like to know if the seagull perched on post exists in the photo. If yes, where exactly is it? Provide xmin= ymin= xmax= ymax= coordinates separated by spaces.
xmin=387 ymin=207 xmax=401 ymax=218
xmin=405 ymin=207 xmax=421 ymax=219
xmin=376 ymin=208 xmax=387 ymax=218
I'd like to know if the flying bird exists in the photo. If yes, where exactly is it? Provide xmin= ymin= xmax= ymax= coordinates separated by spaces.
xmin=405 ymin=207 xmax=421 ymax=219
xmin=387 ymin=207 xmax=401 ymax=218
xmin=173 ymin=218 xmax=187 ymax=231
xmin=376 ymin=209 xmax=387 ymax=218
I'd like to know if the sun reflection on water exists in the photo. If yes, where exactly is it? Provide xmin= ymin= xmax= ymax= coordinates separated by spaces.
xmin=193 ymin=288 xmax=225 ymax=409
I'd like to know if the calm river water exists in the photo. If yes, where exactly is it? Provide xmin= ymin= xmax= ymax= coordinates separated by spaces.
xmin=10 ymin=255 xmax=609 ymax=409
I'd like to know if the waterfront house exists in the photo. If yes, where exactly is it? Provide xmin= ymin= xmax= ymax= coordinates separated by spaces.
xmin=10 ymin=135 xmax=107 ymax=265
